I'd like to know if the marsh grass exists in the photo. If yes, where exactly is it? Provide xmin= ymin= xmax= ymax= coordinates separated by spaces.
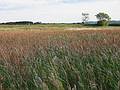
xmin=0 ymin=29 xmax=120 ymax=90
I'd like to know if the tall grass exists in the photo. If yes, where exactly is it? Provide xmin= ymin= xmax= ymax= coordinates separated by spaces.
xmin=0 ymin=29 xmax=120 ymax=90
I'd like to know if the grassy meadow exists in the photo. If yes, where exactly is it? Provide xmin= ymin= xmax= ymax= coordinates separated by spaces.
xmin=0 ymin=24 xmax=120 ymax=90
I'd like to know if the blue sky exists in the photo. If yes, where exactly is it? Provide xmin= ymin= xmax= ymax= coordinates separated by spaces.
xmin=0 ymin=0 xmax=120 ymax=23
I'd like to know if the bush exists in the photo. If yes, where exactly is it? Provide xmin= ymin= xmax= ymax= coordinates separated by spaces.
xmin=97 ymin=20 xmax=109 ymax=26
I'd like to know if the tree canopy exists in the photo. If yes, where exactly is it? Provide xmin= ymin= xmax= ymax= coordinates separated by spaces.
xmin=95 ymin=12 xmax=111 ymax=26
xmin=95 ymin=12 xmax=111 ymax=21
xmin=82 ymin=13 xmax=89 ymax=24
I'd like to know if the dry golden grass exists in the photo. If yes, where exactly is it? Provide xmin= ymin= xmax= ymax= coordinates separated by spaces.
xmin=0 ymin=29 xmax=120 ymax=64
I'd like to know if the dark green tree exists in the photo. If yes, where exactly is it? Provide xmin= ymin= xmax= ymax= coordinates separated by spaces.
xmin=95 ymin=12 xmax=111 ymax=26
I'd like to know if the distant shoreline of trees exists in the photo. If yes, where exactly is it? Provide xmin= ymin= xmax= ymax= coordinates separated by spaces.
xmin=0 ymin=21 xmax=120 ymax=26
xmin=0 ymin=21 xmax=42 ymax=25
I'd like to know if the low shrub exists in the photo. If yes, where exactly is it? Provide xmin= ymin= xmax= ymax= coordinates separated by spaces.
xmin=97 ymin=20 xmax=110 ymax=26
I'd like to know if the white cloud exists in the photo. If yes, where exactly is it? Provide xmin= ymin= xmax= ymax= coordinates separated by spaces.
xmin=0 ymin=0 xmax=120 ymax=23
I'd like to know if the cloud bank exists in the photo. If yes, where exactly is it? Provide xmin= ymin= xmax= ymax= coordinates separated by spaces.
xmin=0 ymin=0 xmax=120 ymax=23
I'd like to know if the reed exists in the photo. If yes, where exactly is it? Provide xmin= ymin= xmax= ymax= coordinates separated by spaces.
xmin=0 ymin=29 xmax=120 ymax=90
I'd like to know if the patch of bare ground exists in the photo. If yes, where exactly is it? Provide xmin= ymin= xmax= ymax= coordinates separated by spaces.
xmin=65 ymin=27 xmax=120 ymax=31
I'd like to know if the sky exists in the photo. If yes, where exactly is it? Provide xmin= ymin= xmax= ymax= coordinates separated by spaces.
xmin=0 ymin=0 xmax=120 ymax=23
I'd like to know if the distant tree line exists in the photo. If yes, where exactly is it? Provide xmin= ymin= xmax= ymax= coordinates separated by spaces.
xmin=0 ymin=21 xmax=42 ymax=25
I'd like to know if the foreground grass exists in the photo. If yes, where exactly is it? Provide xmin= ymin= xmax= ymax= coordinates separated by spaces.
xmin=0 ymin=29 xmax=120 ymax=90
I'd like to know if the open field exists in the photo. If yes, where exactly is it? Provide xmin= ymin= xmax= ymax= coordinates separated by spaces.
xmin=0 ymin=24 xmax=120 ymax=31
xmin=0 ymin=25 xmax=120 ymax=90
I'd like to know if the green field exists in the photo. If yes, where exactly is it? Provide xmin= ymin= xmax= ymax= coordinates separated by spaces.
xmin=0 ymin=25 xmax=120 ymax=90
xmin=0 ymin=24 xmax=120 ymax=31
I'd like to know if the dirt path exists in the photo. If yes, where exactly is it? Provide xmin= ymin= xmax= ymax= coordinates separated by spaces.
xmin=65 ymin=27 xmax=120 ymax=31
